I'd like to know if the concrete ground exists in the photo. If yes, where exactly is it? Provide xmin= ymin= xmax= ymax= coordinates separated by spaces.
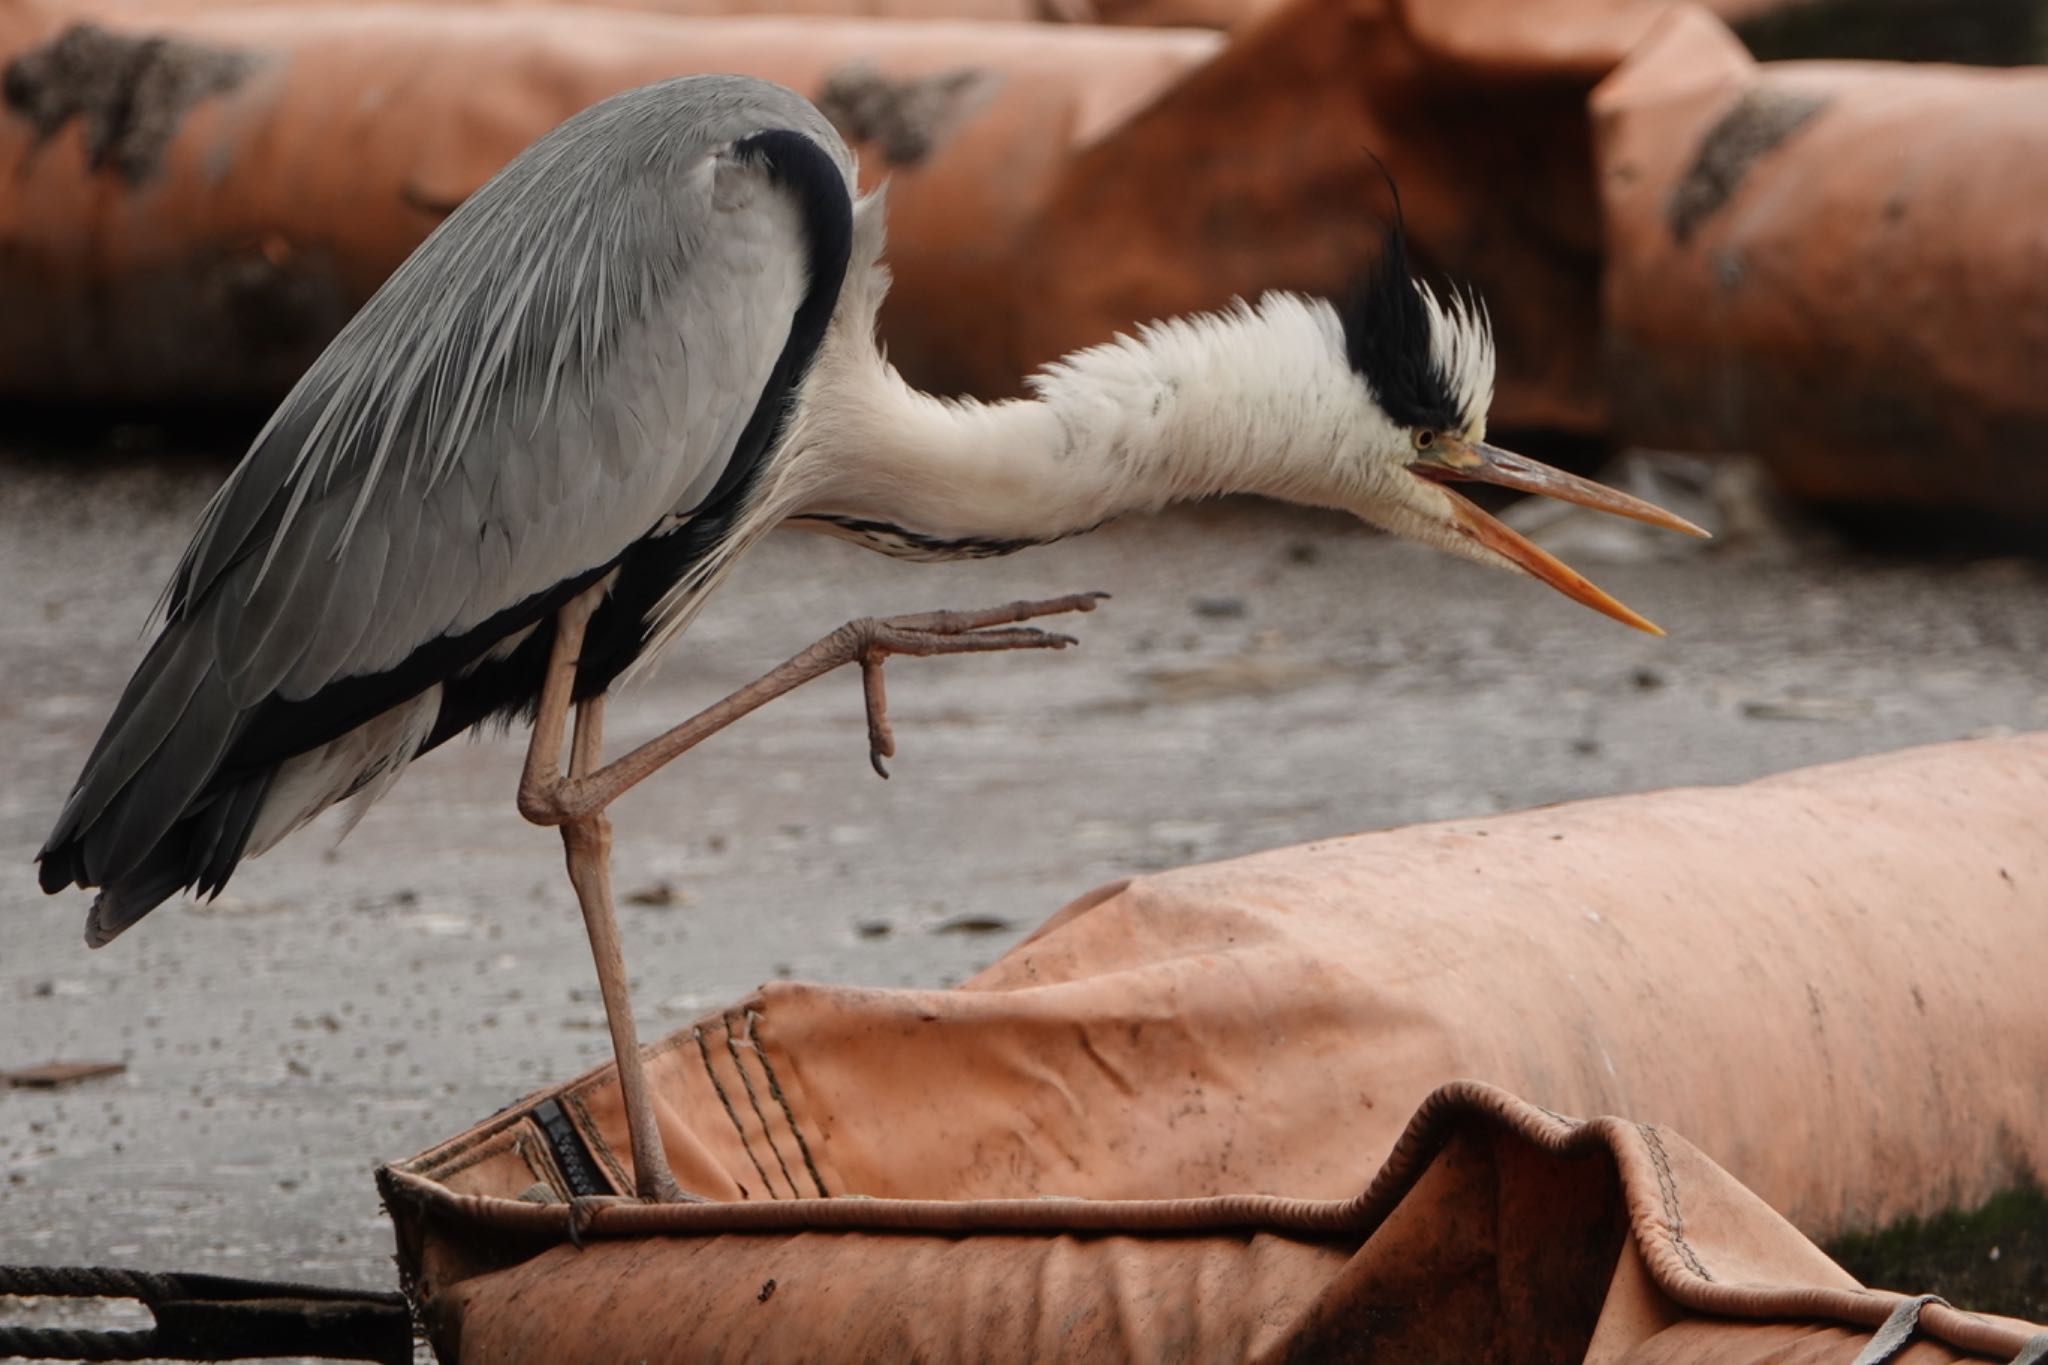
xmin=3 ymin=445 xmax=2045 ymax=1307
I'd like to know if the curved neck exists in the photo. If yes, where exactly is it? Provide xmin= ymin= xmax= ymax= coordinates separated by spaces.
xmin=777 ymin=292 xmax=1366 ymax=553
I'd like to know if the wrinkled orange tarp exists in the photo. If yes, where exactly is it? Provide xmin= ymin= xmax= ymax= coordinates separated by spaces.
xmin=384 ymin=734 xmax=2048 ymax=1362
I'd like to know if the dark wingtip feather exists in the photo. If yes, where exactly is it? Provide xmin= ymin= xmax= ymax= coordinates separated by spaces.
xmin=84 ymin=870 xmax=183 ymax=948
xmin=84 ymin=904 xmax=123 ymax=949
xmin=35 ymin=845 xmax=75 ymax=896
xmin=56 ymin=775 xmax=272 ymax=947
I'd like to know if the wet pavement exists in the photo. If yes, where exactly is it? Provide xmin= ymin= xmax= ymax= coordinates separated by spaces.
xmin=3 ymin=447 xmax=2045 ymax=1296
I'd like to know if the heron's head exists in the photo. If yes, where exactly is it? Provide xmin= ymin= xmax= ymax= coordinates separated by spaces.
xmin=1320 ymin=228 xmax=1705 ymax=634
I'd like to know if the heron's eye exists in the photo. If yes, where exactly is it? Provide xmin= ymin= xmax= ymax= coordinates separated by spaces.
xmin=1413 ymin=430 xmax=1435 ymax=451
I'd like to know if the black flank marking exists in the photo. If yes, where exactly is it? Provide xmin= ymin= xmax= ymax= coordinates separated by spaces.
xmin=803 ymin=513 xmax=1047 ymax=561
xmin=1334 ymin=166 xmax=1464 ymax=432
xmin=224 ymin=564 xmax=616 ymax=774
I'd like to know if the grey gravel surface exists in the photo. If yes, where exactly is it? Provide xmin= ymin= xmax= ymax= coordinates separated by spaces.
xmin=3 ymin=449 xmax=2044 ymax=1298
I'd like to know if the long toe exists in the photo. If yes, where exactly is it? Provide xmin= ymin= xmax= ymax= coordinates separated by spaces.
xmin=880 ymin=591 xmax=1108 ymax=635
xmin=881 ymin=626 xmax=1079 ymax=656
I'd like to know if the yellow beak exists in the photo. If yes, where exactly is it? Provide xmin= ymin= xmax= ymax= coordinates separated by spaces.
xmin=1409 ymin=439 xmax=1709 ymax=636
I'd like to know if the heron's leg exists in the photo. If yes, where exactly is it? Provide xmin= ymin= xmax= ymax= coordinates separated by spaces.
xmin=560 ymin=694 xmax=686 ymax=1204
xmin=517 ymin=586 xmax=685 ymax=1203
xmin=515 ymin=585 xmax=599 ymax=818
xmin=519 ymin=591 xmax=1106 ymax=826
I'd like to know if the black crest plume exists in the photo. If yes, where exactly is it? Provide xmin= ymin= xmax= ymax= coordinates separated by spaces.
xmin=1336 ymin=157 xmax=1467 ymax=433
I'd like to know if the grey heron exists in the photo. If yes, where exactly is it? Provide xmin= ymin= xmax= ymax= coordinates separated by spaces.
xmin=37 ymin=75 xmax=1702 ymax=1203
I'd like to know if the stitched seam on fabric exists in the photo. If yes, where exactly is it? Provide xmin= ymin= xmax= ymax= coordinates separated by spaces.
xmin=513 ymin=1131 xmax=550 ymax=1189
xmin=405 ymin=1111 xmax=529 ymax=1178
xmin=746 ymin=1007 xmax=831 ymax=1197
xmin=515 ymin=1126 xmax=571 ymax=1199
xmin=1639 ymin=1122 xmax=1712 ymax=1281
xmin=645 ymin=1029 xmax=694 ymax=1062
xmin=723 ymin=1010 xmax=800 ymax=1199
xmin=566 ymin=1088 xmax=631 ymax=1193
xmin=696 ymin=1023 xmax=776 ymax=1198
xmin=428 ymin=1137 xmax=522 ymax=1183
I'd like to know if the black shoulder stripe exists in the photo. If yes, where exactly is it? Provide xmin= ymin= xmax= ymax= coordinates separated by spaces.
xmin=684 ymin=128 xmax=854 ymax=519
xmin=565 ymin=126 xmax=856 ymax=702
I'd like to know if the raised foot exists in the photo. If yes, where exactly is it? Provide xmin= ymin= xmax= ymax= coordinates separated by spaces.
xmin=852 ymin=592 xmax=1109 ymax=777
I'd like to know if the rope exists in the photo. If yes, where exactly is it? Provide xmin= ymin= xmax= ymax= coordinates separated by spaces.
xmin=0 ymin=1263 xmax=412 ymax=1363
xmin=0 ymin=1325 xmax=158 ymax=1360
xmin=0 ymin=1266 xmax=187 ymax=1303
xmin=0 ymin=1265 xmax=169 ymax=1361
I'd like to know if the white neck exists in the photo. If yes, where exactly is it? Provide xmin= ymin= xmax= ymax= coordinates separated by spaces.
xmin=762 ymin=236 xmax=1388 ymax=555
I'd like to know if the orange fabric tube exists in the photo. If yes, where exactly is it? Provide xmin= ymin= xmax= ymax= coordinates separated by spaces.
xmin=1592 ymin=8 xmax=2048 ymax=521
xmin=386 ymin=734 xmax=2048 ymax=1361
xmin=0 ymin=4 xmax=1215 ymax=401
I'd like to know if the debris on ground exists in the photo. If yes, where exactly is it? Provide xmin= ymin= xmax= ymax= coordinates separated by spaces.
xmin=932 ymin=913 xmax=1014 ymax=935
xmin=1740 ymin=695 xmax=1874 ymax=723
xmin=5 ymin=1060 xmax=126 ymax=1089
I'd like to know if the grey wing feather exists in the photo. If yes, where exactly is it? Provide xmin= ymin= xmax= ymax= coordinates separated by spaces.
xmin=180 ymin=78 xmax=843 ymax=684
xmin=45 ymin=75 xmax=855 ymax=906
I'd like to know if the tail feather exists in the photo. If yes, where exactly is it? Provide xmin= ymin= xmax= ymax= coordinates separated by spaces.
xmin=44 ymin=512 xmax=475 ymax=939
xmin=42 ymin=663 xmax=437 ymax=945
xmin=46 ymin=769 xmax=271 ymax=946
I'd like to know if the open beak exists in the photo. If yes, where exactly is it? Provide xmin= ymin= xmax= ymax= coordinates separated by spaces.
xmin=1409 ymin=439 xmax=1709 ymax=636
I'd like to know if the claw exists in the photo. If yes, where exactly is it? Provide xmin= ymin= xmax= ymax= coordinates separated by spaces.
xmin=861 ymin=653 xmax=894 ymax=777
xmin=567 ymin=1194 xmax=627 ymax=1247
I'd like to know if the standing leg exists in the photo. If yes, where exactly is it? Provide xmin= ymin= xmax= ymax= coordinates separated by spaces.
xmin=520 ymin=585 xmax=683 ymax=1202
xmin=562 ymin=692 xmax=685 ymax=1203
